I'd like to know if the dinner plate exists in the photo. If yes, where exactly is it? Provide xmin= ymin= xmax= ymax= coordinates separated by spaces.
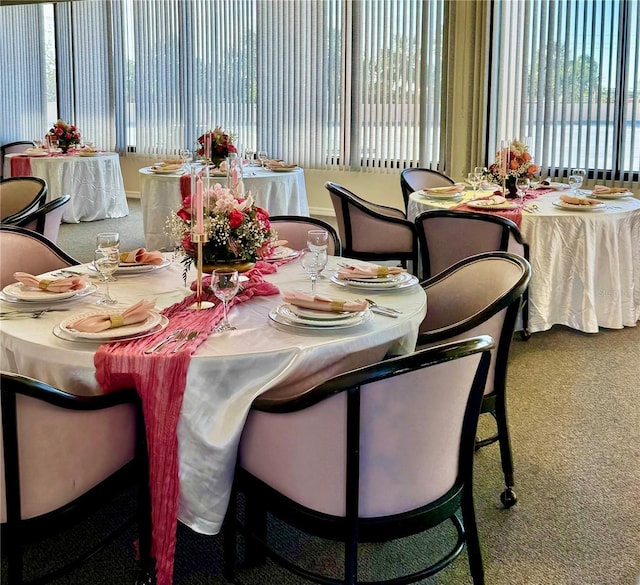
xmin=78 ymin=151 xmax=99 ymax=157
xmin=89 ymin=258 xmax=171 ymax=275
xmin=276 ymin=304 xmax=367 ymax=327
xmin=331 ymin=271 xmax=419 ymax=291
xmin=466 ymin=200 xmax=516 ymax=210
xmin=24 ymin=150 xmax=49 ymax=157
xmin=285 ymin=303 xmax=363 ymax=321
xmin=58 ymin=311 xmax=165 ymax=340
xmin=268 ymin=166 xmax=299 ymax=172
xmin=53 ymin=315 xmax=169 ymax=343
xmin=584 ymin=191 xmax=633 ymax=200
xmin=1 ymin=280 xmax=96 ymax=302
xmin=265 ymin=246 xmax=298 ymax=262
xmin=415 ymin=189 xmax=465 ymax=200
xmin=150 ymin=167 xmax=185 ymax=175
xmin=552 ymin=200 xmax=606 ymax=211
xmin=269 ymin=305 xmax=372 ymax=330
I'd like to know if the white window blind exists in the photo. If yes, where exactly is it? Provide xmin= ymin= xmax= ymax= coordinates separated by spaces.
xmin=488 ymin=0 xmax=639 ymax=185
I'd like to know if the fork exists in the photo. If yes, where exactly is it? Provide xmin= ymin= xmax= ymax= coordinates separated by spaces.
xmin=364 ymin=298 xmax=402 ymax=316
xmin=172 ymin=330 xmax=199 ymax=353
xmin=144 ymin=329 xmax=185 ymax=354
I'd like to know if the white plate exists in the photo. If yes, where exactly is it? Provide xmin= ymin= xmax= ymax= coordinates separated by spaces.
xmin=466 ymin=200 xmax=516 ymax=210
xmin=415 ymin=189 xmax=465 ymax=200
xmin=269 ymin=306 xmax=372 ymax=330
xmin=24 ymin=150 xmax=50 ymax=157
xmin=53 ymin=315 xmax=169 ymax=343
xmin=151 ymin=167 xmax=185 ymax=175
xmin=331 ymin=272 xmax=419 ymax=291
xmin=0 ymin=283 xmax=97 ymax=305
xmin=277 ymin=304 xmax=367 ymax=327
xmin=552 ymin=200 xmax=606 ymax=211
xmin=268 ymin=166 xmax=299 ymax=172
xmin=265 ymin=246 xmax=298 ymax=261
xmin=78 ymin=151 xmax=100 ymax=157
xmin=89 ymin=258 xmax=171 ymax=275
xmin=584 ymin=191 xmax=633 ymax=200
xmin=1 ymin=280 xmax=95 ymax=302
xmin=59 ymin=311 xmax=164 ymax=340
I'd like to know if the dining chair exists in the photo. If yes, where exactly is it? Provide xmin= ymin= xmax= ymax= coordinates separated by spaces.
xmin=0 ymin=177 xmax=47 ymax=223
xmin=0 ymin=372 xmax=154 ymax=585
xmin=0 ymin=225 xmax=80 ymax=289
xmin=415 ymin=208 xmax=532 ymax=339
xmin=0 ymin=141 xmax=35 ymax=180
xmin=325 ymin=181 xmax=418 ymax=272
xmin=400 ymin=167 xmax=455 ymax=213
xmin=269 ymin=215 xmax=342 ymax=256
xmin=415 ymin=251 xmax=531 ymax=508
xmin=9 ymin=194 xmax=70 ymax=244
xmin=224 ymin=336 xmax=493 ymax=585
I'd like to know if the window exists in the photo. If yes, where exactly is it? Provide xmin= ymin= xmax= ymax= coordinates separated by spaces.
xmin=487 ymin=0 xmax=639 ymax=183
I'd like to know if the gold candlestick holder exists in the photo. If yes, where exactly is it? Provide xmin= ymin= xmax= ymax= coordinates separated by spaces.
xmin=189 ymin=234 xmax=215 ymax=310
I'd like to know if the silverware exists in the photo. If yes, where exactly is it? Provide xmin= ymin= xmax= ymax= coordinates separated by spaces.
xmin=364 ymin=298 xmax=402 ymax=316
xmin=0 ymin=308 xmax=70 ymax=319
xmin=370 ymin=307 xmax=399 ymax=318
xmin=144 ymin=329 xmax=185 ymax=354
xmin=172 ymin=330 xmax=199 ymax=353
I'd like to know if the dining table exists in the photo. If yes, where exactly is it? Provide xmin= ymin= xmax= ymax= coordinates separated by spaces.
xmin=139 ymin=164 xmax=310 ymax=251
xmin=0 ymin=253 xmax=426 ymax=584
xmin=407 ymin=185 xmax=640 ymax=334
xmin=4 ymin=151 xmax=129 ymax=223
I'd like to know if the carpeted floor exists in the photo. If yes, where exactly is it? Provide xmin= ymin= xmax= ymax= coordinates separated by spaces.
xmin=12 ymin=203 xmax=640 ymax=585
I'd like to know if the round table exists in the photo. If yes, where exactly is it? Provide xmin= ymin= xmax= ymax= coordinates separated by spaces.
xmin=0 ymin=255 xmax=426 ymax=533
xmin=139 ymin=165 xmax=310 ymax=251
xmin=5 ymin=152 xmax=129 ymax=223
xmin=408 ymin=188 xmax=640 ymax=334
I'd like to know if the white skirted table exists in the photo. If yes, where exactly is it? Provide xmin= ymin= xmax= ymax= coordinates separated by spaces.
xmin=139 ymin=166 xmax=310 ymax=250
xmin=5 ymin=152 xmax=129 ymax=223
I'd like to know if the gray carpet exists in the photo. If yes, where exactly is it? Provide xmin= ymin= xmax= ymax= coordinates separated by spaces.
xmin=16 ymin=205 xmax=640 ymax=584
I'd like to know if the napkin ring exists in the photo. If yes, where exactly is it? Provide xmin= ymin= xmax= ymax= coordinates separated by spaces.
xmin=330 ymin=301 xmax=346 ymax=312
xmin=109 ymin=314 xmax=125 ymax=328
xmin=376 ymin=267 xmax=390 ymax=277
xmin=38 ymin=279 xmax=52 ymax=290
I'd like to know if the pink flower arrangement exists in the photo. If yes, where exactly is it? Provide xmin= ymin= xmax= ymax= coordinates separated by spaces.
xmin=486 ymin=139 xmax=540 ymax=184
xmin=47 ymin=119 xmax=81 ymax=151
xmin=196 ymin=126 xmax=237 ymax=163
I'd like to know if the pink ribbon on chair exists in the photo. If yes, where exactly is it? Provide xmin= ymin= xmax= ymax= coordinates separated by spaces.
xmin=94 ymin=263 xmax=279 ymax=585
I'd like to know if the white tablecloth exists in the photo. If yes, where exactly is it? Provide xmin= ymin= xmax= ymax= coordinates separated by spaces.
xmin=5 ymin=152 xmax=129 ymax=223
xmin=139 ymin=166 xmax=310 ymax=251
xmin=0 ymin=256 xmax=426 ymax=534
xmin=408 ymin=189 xmax=640 ymax=334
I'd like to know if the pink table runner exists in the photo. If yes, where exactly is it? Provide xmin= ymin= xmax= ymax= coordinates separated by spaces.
xmin=10 ymin=156 xmax=33 ymax=177
xmin=95 ymin=264 xmax=279 ymax=585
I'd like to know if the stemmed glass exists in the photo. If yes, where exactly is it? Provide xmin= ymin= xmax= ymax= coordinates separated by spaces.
xmin=257 ymin=150 xmax=268 ymax=168
xmin=467 ymin=172 xmax=480 ymax=199
xmin=211 ymin=269 xmax=240 ymax=332
xmin=569 ymin=168 xmax=586 ymax=195
xmin=474 ymin=166 xmax=487 ymax=190
xmin=180 ymin=149 xmax=192 ymax=166
xmin=300 ymin=248 xmax=328 ymax=295
xmin=94 ymin=248 xmax=119 ymax=305
xmin=307 ymin=229 xmax=329 ymax=252
xmin=516 ymin=177 xmax=530 ymax=207
xmin=244 ymin=147 xmax=255 ymax=163
xmin=96 ymin=233 xmax=120 ymax=281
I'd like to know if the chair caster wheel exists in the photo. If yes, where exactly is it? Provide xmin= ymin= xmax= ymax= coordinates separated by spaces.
xmin=500 ymin=487 xmax=517 ymax=508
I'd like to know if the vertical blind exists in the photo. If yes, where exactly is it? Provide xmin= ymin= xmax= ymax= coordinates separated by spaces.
xmin=488 ymin=0 xmax=639 ymax=185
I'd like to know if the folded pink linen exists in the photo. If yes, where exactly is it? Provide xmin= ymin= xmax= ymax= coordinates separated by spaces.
xmin=120 ymin=248 xmax=164 ymax=265
xmin=592 ymin=185 xmax=629 ymax=195
xmin=423 ymin=183 xmax=466 ymax=195
xmin=336 ymin=264 xmax=405 ymax=280
xmin=68 ymin=299 xmax=156 ymax=332
xmin=13 ymin=271 xmax=87 ymax=293
xmin=283 ymin=290 xmax=368 ymax=313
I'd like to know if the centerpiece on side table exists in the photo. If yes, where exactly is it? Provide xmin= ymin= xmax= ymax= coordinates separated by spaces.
xmin=167 ymin=179 xmax=276 ymax=282
xmin=485 ymin=138 xmax=539 ymax=198
xmin=196 ymin=126 xmax=237 ymax=167
xmin=47 ymin=119 xmax=81 ymax=153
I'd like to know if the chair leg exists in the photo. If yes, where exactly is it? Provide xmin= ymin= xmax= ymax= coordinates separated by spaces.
xmin=244 ymin=498 xmax=267 ymax=567
xmin=519 ymin=290 xmax=531 ymax=341
xmin=461 ymin=489 xmax=485 ymax=585
xmin=223 ymin=490 xmax=238 ymax=582
xmin=495 ymin=392 xmax=517 ymax=508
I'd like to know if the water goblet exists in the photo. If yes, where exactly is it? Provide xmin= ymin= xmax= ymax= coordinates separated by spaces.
xmin=467 ymin=172 xmax=480 ymax=199
xmin=211 ymin=269 xmax=240 ymax=332
xmin=180 ymin=149 xmax=192 ymax=165
xmin=307 ymin=229 xmax=329 ymax=252
xmin=96 ymin=232 xmax=120 ymax=251
xmin=569 ymin=168 xmax=585 ymax=194
xmin=516 ymin=177 xmax=530 ymax=207
xmin=244 ymin=147 xmax=255 ymax=163
xmin=300 ymin=248 xmax=328 ymax=295
xmin=257 ymin=150 xmax=268 ymax=168
xmin=94 ymin=248 xmax=119 ymax=305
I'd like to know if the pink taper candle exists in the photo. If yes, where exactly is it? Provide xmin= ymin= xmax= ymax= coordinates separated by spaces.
xmin=195 ymin=178 xmax=204 ymax=235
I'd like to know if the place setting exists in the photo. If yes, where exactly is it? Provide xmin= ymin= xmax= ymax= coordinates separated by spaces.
xmin=413 ymin=183 xmax=466 ymax=201
xmin=552 ymin=193 xmax=606 ymax=212
xmin=331 ymin=263 xmax=419 ymax=291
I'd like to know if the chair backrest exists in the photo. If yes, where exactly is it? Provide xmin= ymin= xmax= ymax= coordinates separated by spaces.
xmin=239 ymin=336 xmax=492 ymax=518
xmin=325 ymin=181 xmax=417 ymax=268
xmin=415 ymin=209 xmax=529 ymax=278
xmin=0 ymin=177 xmax=47 ymax=222
xmin=416 ymin=252 xmax=531 ymax=397
xmin=12 ymin=194 xmax=70 ymax=244
xmin=0 ymin=225 xmax=79 ymax=289
xmin=400 ymin=168 xmax=455 ymax=211
xmin=269 ymin=215 xmax=342 ymax=256
xmin=0 ymin=141 xmax=35 ymax=180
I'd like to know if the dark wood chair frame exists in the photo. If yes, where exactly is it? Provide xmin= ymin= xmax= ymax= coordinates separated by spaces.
xmin=224 ymin=337 xmax=493 ymax=585
xmin=0 ymin=177 xmax=48 ymax=224
xmin=268 ymin=214 xmax=343 ymax=256
xmin=400 ymin=167 xmax=455 ymax=213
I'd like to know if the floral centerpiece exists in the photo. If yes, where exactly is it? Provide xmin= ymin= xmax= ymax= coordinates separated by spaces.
xmin=196 ymin=126 xmax=237 ymax=166
xmin=48 ymin=119 xmax=81 ymax=153
xmin=485 ymin=138 xmax=539 ymax=197
xmin=167 ymin=181 xmax=276 ymax=276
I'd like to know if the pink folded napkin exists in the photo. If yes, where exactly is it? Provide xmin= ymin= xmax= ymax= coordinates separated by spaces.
xmin=592 ymin=185 xmax=629 ymax=195
xmin=68 ymin=299 xmax=156 ymax=332
xmin=13 ymin=272 xmax=88 ymax=293
xmin=120 ymin=248 xmax=164 ymax=265
xmin=282 ymin=291 xmax=368 ymax=313
xmin=423 ymin=183 xmax=466 ymax=195
xmin=336 ymin=265 xmax=405 ymax=280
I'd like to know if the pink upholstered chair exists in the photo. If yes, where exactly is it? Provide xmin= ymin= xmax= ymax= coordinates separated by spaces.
xmin=415 ymin=208 xmax=531 ymax=339
xmin=0 ymin=141 xmax=35 ymax=180
xmin=10 ymin=195 xmax=70 ymax=244
xmin=0 ymin=177 xmax=47 ymax=223
xmin=416 ymin=251 xmax=531 ymax=508
xmin=224 ymin=336 xmax=493 ymax=585
xmin=325 ymin=181 xmax=418 ymax=272
xmin=0 ymin=225 xmax=79 ymax=289
xmin=0 ymin=372 xmax=153 ymax=585
xmin=268 ymin=215 xmax=342 ymax=256
xmin=400 ymin=167 xmax=455 ymax=212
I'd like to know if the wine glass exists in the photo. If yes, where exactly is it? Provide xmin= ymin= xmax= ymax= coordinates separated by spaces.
xmin=244 ymin=147 xmax=255 ymax=163
xmin=300 ymin=248 xmax=328 ymax=295
xmin=211 ymin=269 xmax=240 ymax=332
xmin=569 ymin=168 xmax=585 ymax=194
xmin=95 ymin=233 xmax=120 ymax=280
xmin=179 ymin=149 xmax=192 ymax=166
xmin=307 ymin=229 xmax=329 ymax=252
xmin=94 ymin=248 xmax=119 ymax=305
xmin=516 ymin=177 xmax=530 ymax=207
xmin=467 ymin=172 xmax=480 ymax=199
xmin=257 ymin=150 xmax=268 ymax=168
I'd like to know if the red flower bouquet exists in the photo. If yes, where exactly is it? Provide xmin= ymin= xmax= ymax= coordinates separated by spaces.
xmin=47 ymin=119 xmax=81 ymax=152
xmin=196 ymin=126 xmax=237 ymax=164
